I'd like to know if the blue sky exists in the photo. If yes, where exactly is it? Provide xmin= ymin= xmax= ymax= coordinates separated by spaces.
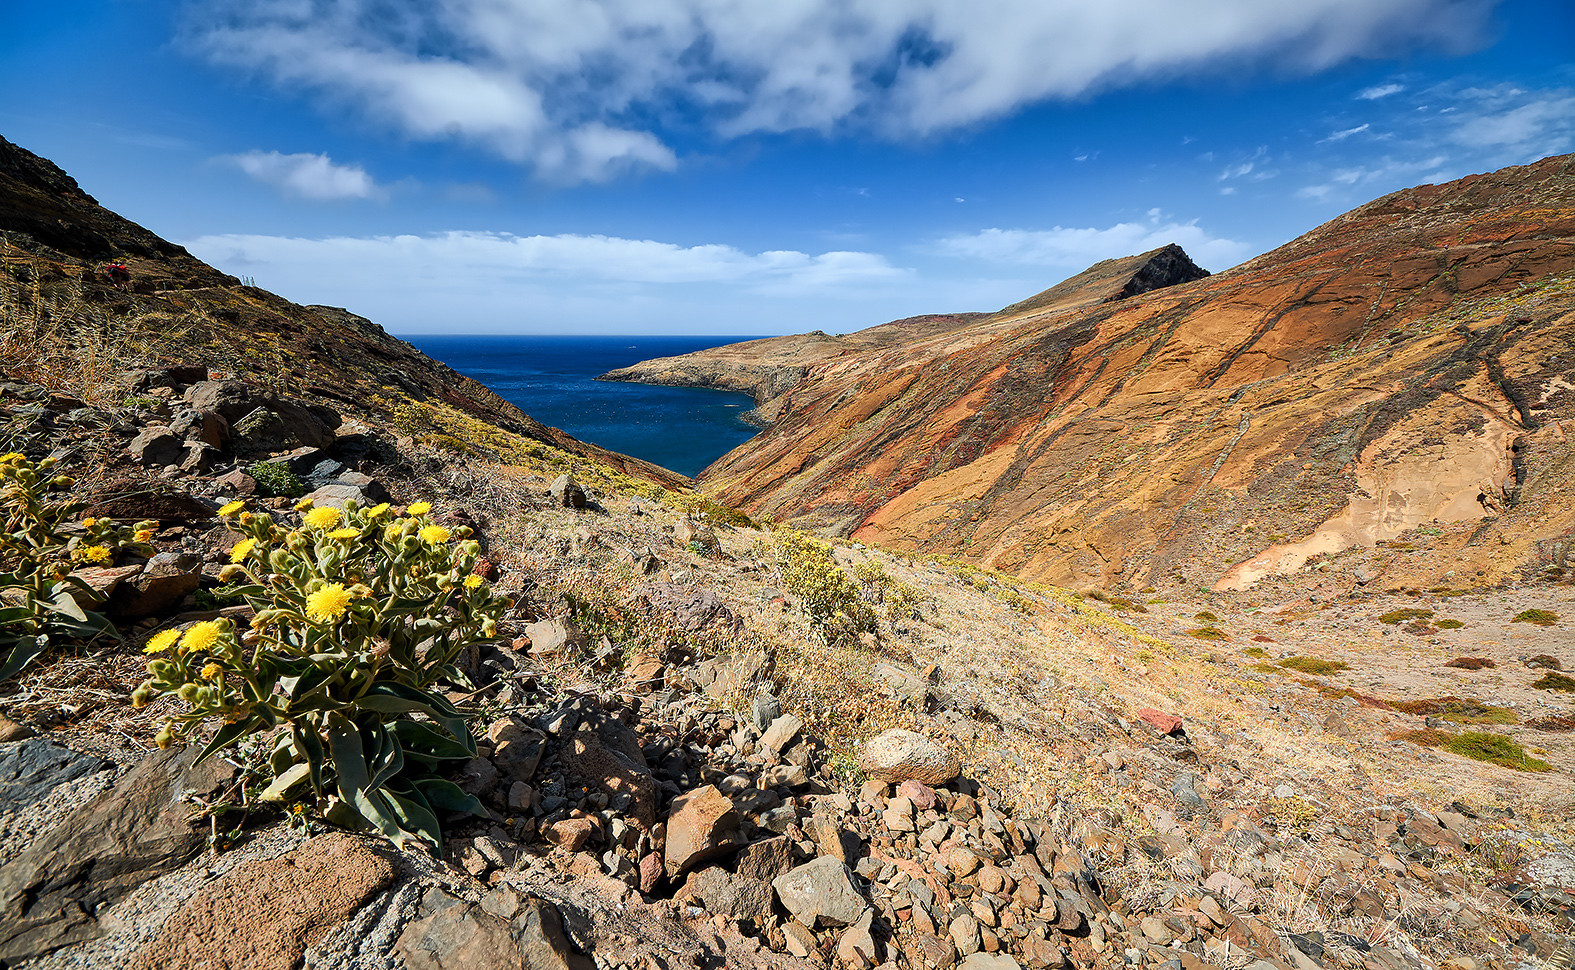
xmin=3 ymin=0 xmax=1572 ymax=335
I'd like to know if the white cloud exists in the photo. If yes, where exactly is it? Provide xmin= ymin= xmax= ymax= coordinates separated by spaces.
xmin=1321 ymin=122 xmax=1371 ymax=142
xmin=933 ymin=219 xmax=1251 ymax=275
xmin=220 ymin=150 xmax=381 ymax=200
xmin=180 ymin=230 xmax=911 ymax=332
xmin=1356 ymin=82 xmax=1405 ymax=99
xmin=184 ymin=0 xmax=1494 ymax=181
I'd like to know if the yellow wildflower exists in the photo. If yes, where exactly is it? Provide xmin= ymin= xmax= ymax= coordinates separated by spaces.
xmin=134 ymin=529 xmax=155 ymax=543
xmin=142 ymin=628 xmax=181 ymax=655
xmin=218 ymin=500 xmax=246 ymax=516
xmin=77 ymin=545 xmax=111 ymax=564
xmin=81 ymin=517 xmax=98 ymax=528
xmin=407 ymin=501 xmax=431 ymax=515
xmin=419 ymin=524 xmax=450 ymax=544
xmin=229 ymin=537 xmax=257 ymax=563
xmin=306 ymin=583 xmax=354 ymax=621
xmin=304 ymin=506 xmax=342 ymax=530
xmin=366 ymin=502 xmax=391 ymax=518
xmin=328 ymin=527 xmax=361 ymax=540
xmin=463 ymin=574 xmax=483 ymax=589
xmin=200 ymin=662 xmax=223 ymax=680
xmin=180 ymin=620 xmax=224 ymax=655
xmin=294 ymin=498 xmax=315 ymax=512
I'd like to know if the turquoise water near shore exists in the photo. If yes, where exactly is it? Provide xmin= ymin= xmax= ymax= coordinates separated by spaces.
xmin=405 ymin=335 xmax=760 ymax=478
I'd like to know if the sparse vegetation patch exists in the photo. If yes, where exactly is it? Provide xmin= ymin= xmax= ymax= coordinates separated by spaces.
xmin=1512 ymin=609 xmax=1558 ymax=626
xmin=1276 ymin=656 xmax=1350 ymax=676
xmin=1444 ymin=656 xmax=1495 ymax=670
xmin=1380 ymin=608 xmax=1433 ymax=624
xmin=1531 ymin=672 xmax=1575 ymax=693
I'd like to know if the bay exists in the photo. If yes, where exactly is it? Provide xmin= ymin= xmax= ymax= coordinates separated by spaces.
xmin=405 ymin=334 xmax=760 ymax=479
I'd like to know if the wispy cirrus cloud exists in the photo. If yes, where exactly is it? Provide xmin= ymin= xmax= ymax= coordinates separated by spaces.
xmin=1356 ymin=82 xmax=1405 ymax=99
xmin=219 ymin=150 xmax=382 ymax=200
xmin=182 ymin=0 xmax=1496 ymax=183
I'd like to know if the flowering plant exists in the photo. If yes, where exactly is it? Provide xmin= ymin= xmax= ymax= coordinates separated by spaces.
xmin=134 ymin=498 xmax=508 ymax=847
xmin=1 ymin=452 xmax=129 ymax=681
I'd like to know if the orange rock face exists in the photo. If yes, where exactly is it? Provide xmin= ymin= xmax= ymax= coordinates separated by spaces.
xmin=618 ymin=155 xmax=1575 ymax=590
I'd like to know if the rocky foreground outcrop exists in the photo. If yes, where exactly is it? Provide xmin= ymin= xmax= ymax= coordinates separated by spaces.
xmin=611 ymin=157 xmax=1575 ymax=593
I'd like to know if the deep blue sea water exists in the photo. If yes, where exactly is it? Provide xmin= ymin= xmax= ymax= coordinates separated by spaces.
xmin=405 ymin=335 xmax=760 ymax=478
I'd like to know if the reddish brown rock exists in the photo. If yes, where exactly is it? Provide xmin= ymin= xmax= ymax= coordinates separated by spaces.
xmin=128 ymin=833 xmax=394 ymax=970
xmin=664 ymin=785 xmax=743 ymax=877
xmin=1136 ymin=708 xmax=1184 ymax=736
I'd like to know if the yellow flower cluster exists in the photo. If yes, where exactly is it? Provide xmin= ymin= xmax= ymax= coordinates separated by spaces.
xmin=304 ymin=506 xmax=343 ymax=530
xmin=306 ymin=583 xmax=354 ymax=621
xmin=419 ymin=524 xmax=450 ymax=545
xmin=229 ymin=537 xmax=257 ymax=563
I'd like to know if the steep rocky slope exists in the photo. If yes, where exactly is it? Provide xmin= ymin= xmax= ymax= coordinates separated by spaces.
xmin=610 ymin=158 xmax=1575 ymax=593
xmin=0 ymin=135 xmax=687 ymax=492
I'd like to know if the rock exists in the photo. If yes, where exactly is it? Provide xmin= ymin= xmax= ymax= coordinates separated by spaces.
xmin=735 ymin=836 xmax=795 ymax=882
xmin=544 ymin=817 xmax=599 ymax=852
xmin=62 ymin=563 xmax=142 ymax=609
xmin=665 ymin=785 xmax=743 ymax=877
xmin=0 ymin=713 xmax=35 ymax=743
xmin=127 ymin=427 xmax=184 ymax=466
xmin=950 ymin=913 xmax=982 ymax=955
xmin=525 ymin=618 xmax=587 ymax=659
xmin=1205 ymin=870 xmax=1255 ymax=908
xmin=127 ymin=833 xmax=394 ymax=970
xmin=782 ymin=920 xmax=818 ymax=958
xmin=639 ymin=852 xmax=664 ymax=893
xmin=629 ymin=583 xmax=746 ymax=638
xmin=762 ymin=763 xmax=809 ymax=788
xmin=858 ymin=729 xmax=959 ymax=785
xmin=215 ymin=469 xmax=258 ymax=497
xmin=167 ymin=408 xmax=231 ymax=450
xmin=561 ymin=731 xmax=656 ymax=830
xmin=759 ymin=714 xmax=804 ymax=754
xmin=184 ymin=381 xmax=266 ymax=423
xmin=837 ymin=908 xmax=878 ymax=968
xmin=752 ymin=692 xmax=782 ymax=732
xmin=898 ymin=779 xmax=938 ymax=810
xmin=108 ymin=552 xmax=201 ymax=619
xmin=772 ymin=856 xmax=867 ymax=928
xmin=625 ymin=653 xmax=666 ymax=693
xmin=1136 ymin=708 xmax=1184 ymax=736
xmin=0 ymin=746 xmax=231 ymax=963
xmin=396 ymin=899 xmax=523 ymax=970
xmin=550 ymin=474 xmax=587 ymax=508
xmin=0 ymin=738 xmax=108 ymax=813
xmin=489 ymin=716 xmax=547 ymax=781
xmin=681 ymin=867 xmax=773 ymax=926
xmin=507 ymin=782 xmax=536 ymax=814
xmin=301 ymin=483 xmax=372 ymax=510
xmin=230 ymin=400 xmax=338 ymax=455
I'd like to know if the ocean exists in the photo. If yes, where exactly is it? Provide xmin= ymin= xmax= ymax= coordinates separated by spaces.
xmin=404 ymin=334 xmax=761 ymax=479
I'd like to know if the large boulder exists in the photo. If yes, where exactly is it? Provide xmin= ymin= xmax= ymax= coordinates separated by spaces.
xmin=857 ymin=729 xmax=960 ymax=786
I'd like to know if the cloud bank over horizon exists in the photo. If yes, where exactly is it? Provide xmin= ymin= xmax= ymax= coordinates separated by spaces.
xmin=184 ymin=0 xmax=1496 ymax=183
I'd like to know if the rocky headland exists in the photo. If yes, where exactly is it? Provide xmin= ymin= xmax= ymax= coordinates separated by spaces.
xmin=607 ymin=158 xmax=1575 ymax=597
xmin=1 ymin=137 xmax=1572 ymax=970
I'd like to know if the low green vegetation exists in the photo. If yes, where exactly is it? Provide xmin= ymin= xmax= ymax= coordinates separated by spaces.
xmin=761 ymin=528 xmax=875 ymax=646
xmin=1394 ymin=728 xmax=1551 ymax=771
xmin=1434 ymin=619 xmax=1464 ymax=630
xmin=1532 ymin=672 xmax=1575 ymax=693
xmin=248 ymin=460 xmax=306 ymax=498
xmin=1444 ymin=656 xmax=1495 ymax=670
xmin=1380 ymin=607 xmax=1434 ymax=624
xmin=1242 ymin=646 xmax=1269 ymax=658
xmin=1276 ymin=656 xmax=1350 ymax=676
xmin=1391 ymin=696 xmax=1517 ymax=725
xmin=1513 ymin=609 xmax=1558 ymax=626
xmin=1186 ymin=627 xmax=1227 ymax=641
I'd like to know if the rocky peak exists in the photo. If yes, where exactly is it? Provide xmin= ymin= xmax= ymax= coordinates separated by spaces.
xmin=1110 ymin=242 xmax=1210 ymax=301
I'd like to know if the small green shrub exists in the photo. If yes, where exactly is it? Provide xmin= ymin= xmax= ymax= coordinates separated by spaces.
xmin=1194 ymin=610 xmax=1218 ymax=623
xmin=1242 ymin=646 xmax=1269 ymax=658
xmin=135 ymin=498 xmax=508 ymax=847
xmin=766 ymin=528 xmax=875 ymax=646
xmin=1443 ymin=731 xmax=1551 ymax=772
xmin=248 ymin=461 xmax=306 ymax=498
xmin=1380 ymin=608 xmax=1433 ymax=624
xmin=120 ymin=395 xmax=160 ymax=411
xmin=1513 ymin=609 xmax=1558 ymax=626
xmin=1277 ymin=656 xmax=1350 ymax=675
xmin=1186 ymin=627 xmax=1227 ymax=641
xmin=1434 ymin=619 xmax=1464 ymax=630
xmin=1532 ymin=672 xmax=1575 ymax=693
